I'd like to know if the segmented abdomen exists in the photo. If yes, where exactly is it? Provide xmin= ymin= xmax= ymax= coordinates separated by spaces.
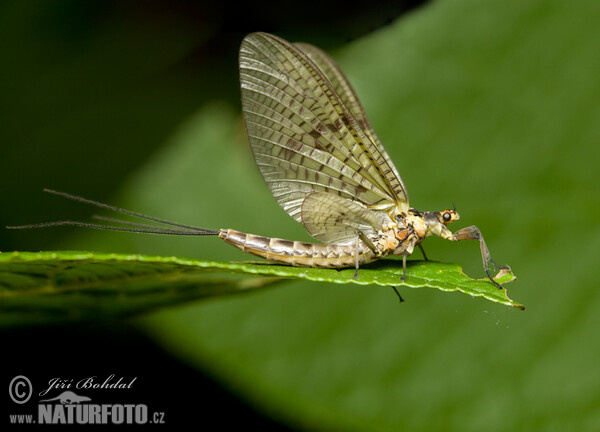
xmin=219 ymin=229 xmax=378 ymax=268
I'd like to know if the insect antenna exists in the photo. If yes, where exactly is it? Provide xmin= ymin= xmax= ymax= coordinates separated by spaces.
xmin=5 ymin=189 xmax=220 ymax=236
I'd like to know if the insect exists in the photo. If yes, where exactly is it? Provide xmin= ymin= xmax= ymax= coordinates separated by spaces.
xmin=8 ymin=32 xmax=510 ymax=289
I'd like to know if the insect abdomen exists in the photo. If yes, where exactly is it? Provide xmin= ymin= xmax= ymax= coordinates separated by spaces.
xmin=219 ymin=229 xmax=377 ymax=268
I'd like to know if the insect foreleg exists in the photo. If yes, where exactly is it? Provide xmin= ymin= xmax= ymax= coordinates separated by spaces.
xmin=451 ymin=225 xmax=510 ymax=289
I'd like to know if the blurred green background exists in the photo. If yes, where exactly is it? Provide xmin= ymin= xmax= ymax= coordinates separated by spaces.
xmin=2 ymin=0 xmax=599 ymax=430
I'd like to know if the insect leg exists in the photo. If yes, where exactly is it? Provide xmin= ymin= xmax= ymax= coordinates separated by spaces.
xmin=353 ymin=231 xmax=380 ymax=279
xmin=452 ymin=225 xmax=510 ymax=289
xmin=358 ymin=231 xmax=378 ymax=255
xmin=354 ymin=232 xmax=360 ymax=279
xmin=401 ymin=254 xmax=408 ymax=282
xmin=391 ymin=286 xmax=404 ymax=303
xmin=417 ymin=243 xmax=429 ymax=261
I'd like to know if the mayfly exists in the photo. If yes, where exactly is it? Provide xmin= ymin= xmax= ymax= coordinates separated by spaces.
xmin=8 ymin=32 xmax=510 ymax=289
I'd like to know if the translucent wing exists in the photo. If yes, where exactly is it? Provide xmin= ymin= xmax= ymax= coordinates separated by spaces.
xmin=239 ymin=32 xmax=409 ymax=229
xmin=300 ymin=192 xmax=387 ymax=244
xmin=294 ymin=41 xmax=408 ymax=203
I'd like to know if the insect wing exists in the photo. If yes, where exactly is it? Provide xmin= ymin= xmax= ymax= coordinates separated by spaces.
xmin=300 ymin=192 xmax=386 ymax=244
xmin=239 ymin=32 xmax=409 ymax=228
xmin=294 ymin=41 xmax=408 ymax=205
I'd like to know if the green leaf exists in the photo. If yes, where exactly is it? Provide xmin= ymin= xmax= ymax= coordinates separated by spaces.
xmin=0 ymin=251 xmax=281 ymax=327
xmin=0 ymin=250 xmax=521 ymax=327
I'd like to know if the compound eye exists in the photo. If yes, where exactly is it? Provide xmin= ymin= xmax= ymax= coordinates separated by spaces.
xmin=443 ymin=212 xmax=452 ymax=222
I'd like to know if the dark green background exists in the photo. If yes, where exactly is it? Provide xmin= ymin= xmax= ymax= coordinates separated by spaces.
xmin=2 ymin=0 xmax=599 ymax=430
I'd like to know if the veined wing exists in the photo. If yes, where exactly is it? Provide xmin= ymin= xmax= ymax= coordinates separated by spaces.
xmin=239 ymin=32 xmax=409 ymax=229
xmin=294 ymin=41 xmax=408 ymax=205
xmin=300 ymin=192 xmax=388 ymax=244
